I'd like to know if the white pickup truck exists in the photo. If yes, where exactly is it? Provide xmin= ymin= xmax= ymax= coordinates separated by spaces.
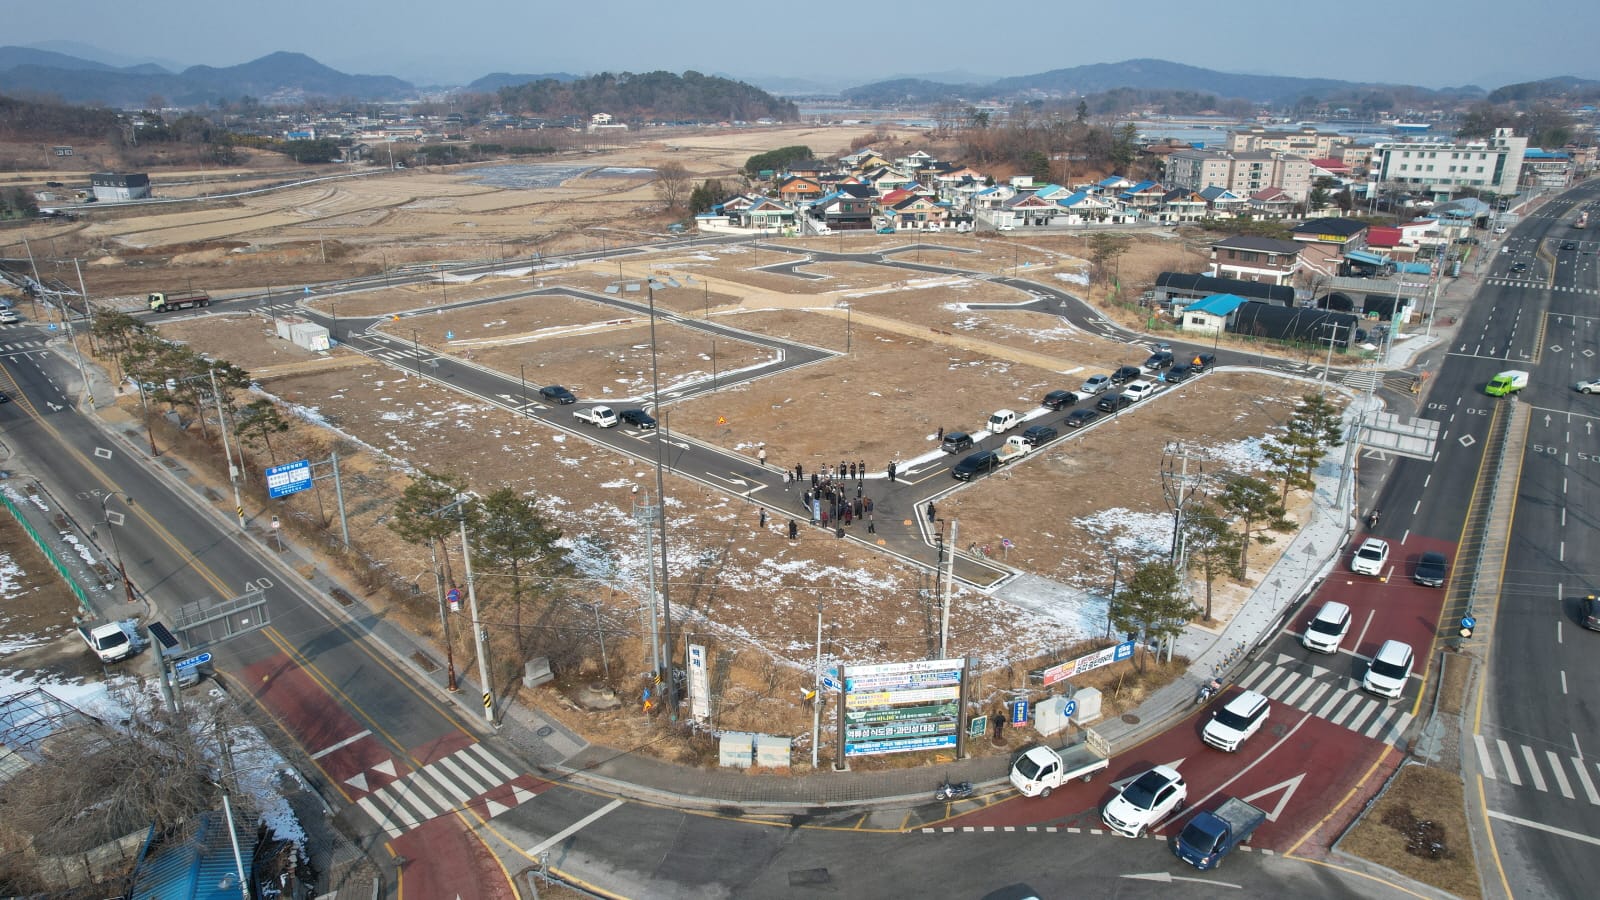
xmin=987 ymin=409 xmax=1021 ymax=433
xmin=78 ymin=620 xmax=138 ymax=663
xmin=1009 ymin=731 xmax=1111 ymax=797
xmin=573 ymin=405 xmax=619 ymax=428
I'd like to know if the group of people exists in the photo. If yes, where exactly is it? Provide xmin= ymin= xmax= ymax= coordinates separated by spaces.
xmin=782 ymin=459 xmax=869 ymax=485
xmin=793 ymin=463 xmax=875 ymax=533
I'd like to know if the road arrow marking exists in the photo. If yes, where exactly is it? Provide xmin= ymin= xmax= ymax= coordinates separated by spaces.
xmin=1240 ymin=772 xmax=1306 ymax=822
xmin=1122 ymin=872 xmax=1242 ymax=888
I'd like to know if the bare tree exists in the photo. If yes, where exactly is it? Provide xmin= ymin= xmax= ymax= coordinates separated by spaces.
xmin=653 ymin=161 xmax=692 ymax=213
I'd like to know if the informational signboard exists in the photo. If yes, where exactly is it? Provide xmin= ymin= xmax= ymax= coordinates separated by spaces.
xmin=842 ymin=658 xmax=965 ymax=758
xmin=1037 ymin=640 xmax=1137 ymax=687
xmin=688 ymin=643 xmax=710 ymax=722
xmin=265 ymin=459 xmax=313 ymax=499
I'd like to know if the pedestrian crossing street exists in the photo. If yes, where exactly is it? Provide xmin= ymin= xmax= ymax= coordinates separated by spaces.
xmin=1234 ymin=654 xmax=1413 ymax=747
xmin=352 ymin=741 xmax=539 ymax=840
xmin=1474 ymin=734 xmax=1600 ymax=805
xmin=1485 ymin=277 xmax=1599 ymax=295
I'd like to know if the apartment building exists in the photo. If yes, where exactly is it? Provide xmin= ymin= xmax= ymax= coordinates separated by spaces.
xmin=1228 ymin=126 xmax=1350 ymax=160
xmin=1368 ymin=127 xmax=1527 ymax=196
xmin=1165 ymin=148 xmax=1314 ymax=201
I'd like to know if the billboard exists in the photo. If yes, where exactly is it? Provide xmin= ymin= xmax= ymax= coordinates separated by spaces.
xmin=1037 ymin=640 xmax=1136 ymax=687
xmin=265 ymin=459 xmax=313 ymax=499
xmin=842 ymin=658 xmax=965 ymax=758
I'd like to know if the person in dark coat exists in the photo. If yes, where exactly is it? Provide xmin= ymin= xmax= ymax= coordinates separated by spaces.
xmin=863 ymin=497 xmax=874 ymax=516
xmin=796 ymin=463 xmax=803 ymax=481
xmin=927 ymin=502 xmax=937 ymax=522
xmin=887 ymin=461 xmax=897 ymax=483
xmin=788 ymin=519 xmax=798 ymax=540
xmin=857 ymin=459 xmax=865 ymax=481
xmin=812 ymin=472 xmax=820 ymax=489
xmin=854 ymin=497 xmax=864 ymax=518
xmin=759 ymin=508 xmax=767 ymax=529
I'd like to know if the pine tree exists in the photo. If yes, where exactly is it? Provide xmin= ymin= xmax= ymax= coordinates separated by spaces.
xmin=1109 ymin=561 xmax=1191 ymax=671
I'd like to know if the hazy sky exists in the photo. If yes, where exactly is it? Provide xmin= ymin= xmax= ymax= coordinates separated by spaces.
xmin=9 ymin=0 xmax=1598 ymax=90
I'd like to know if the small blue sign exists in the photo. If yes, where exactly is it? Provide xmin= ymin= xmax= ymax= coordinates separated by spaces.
xmin=1113 ymin=639 xmax=1136 ymax=661
xmin=446 ymin=331 xmax=455 ymax=340
xmin=1011 ymin=700 xmax=1030 ymax=726
xmin=820 ymin=674 xmax=840 ymax=692
xmin=1461 ymin=616 xmax=1477 ymax=630
xmin=447 ymin=587 xmax=462 ymax=611
xmin=265 ymin=459 xmax=313 ymax=499
xmin=174 ymin=652 xmax=212 ymax=670
xmin=1064 ymin=698 xmax=1078 ymax=719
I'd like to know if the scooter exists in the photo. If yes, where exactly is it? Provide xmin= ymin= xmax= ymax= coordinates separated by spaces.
xmin=1367 ymin=508 xmax=1382 ymax=530
xmin=934 ymin=778 xmax=974 ymax=802
xmin=1194 ymin=677 xmax=1223 ymax=706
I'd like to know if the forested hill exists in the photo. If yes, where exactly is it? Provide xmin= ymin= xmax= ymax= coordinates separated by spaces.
xmin=496 ymin=70 xmax=797 ymax=122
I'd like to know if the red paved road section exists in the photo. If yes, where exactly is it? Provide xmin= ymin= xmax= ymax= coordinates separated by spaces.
xmin=1311 ymin=533 xmax=1457 ymax=660
xmin=392 ymin=818 xmax=516 ymax=900
xmin=946 ymin=709 xmax=1391 ymax=851
xmin=238 ymin=655 xmax=401 ymax=797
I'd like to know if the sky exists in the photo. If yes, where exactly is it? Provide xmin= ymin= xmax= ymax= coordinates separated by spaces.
xmin=8 ymin=0 xmax=1599 ymax=91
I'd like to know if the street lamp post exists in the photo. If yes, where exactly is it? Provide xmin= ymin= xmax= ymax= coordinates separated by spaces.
xmin=97 ymin=491 xmax=137 ymax=605
xmin=413 ymin=329 xmax=423 ymax=374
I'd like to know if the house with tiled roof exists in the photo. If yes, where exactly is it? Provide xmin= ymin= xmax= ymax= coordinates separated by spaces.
xmin=785 ymin=160 xmax=829 ymax=179
xmin=1199 ymin=186 xmax=1249 ymax=217
xmin=886 ymin=193 xmax=949 ymax=230
xmin=1209 ymin=235 xmax=1303 ymax=285
xmin=733 ymin=197 xmax=797 ymax=230
xmin=1054 ymin=190 xmax=1117 ymax=224
xmin=1096 ymin=175 xmax=1135 ymax=193
xmin=1120 ymin=180 xmax=1167 ymax=212
xmin=777 ymin=176 xmax=825 ymax=204
xmin=1159 ymin=188 xmax=1209 ymax=222
xmin=972 ymin=183 xmax=1016 ymax=212
xmin=998 ymin=191 xmax=1061 ymax=228
xmin=812 ymin=184 xmax=877 ymax=230
xmin=1248 ymin=187 xmax=1297 ymax=219
xmin=862 ymin=166 xmax=916 ymax=194
xmin=1309 ymin=157 xmax=1351 ymax=177
xmin=895 ymin=150 xmax=935 ymax=169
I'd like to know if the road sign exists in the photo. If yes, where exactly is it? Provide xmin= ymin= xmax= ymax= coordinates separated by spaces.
xmin=265 ymin=459 xmax=313 ymax=499
xmin=174 ymin=652 xmax=212 ymax=670
xmin=969 ymin=715 xmax=987 ymax=738
xmin=1011 ymin=699 xmax=1030 ymax=726
xmin=1064 ymin=698 xmax=1078 ymax=719
xmin=1461 ymin=616 xmax=1476 ymax=630
xmin=447 ymin=587 xmax=462 ymax=612
xmin=820 ymin=673 xmax=841 ymax=693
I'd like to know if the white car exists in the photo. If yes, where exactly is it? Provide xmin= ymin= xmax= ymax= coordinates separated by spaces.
xmin=0 ymin=309 xmax=20 ymax=324
xmin=1302 ymin=601 xmax=1352 ymax=654
xmin=1362 ymin=640 xmax=1414 ymax=699
xmin=1351 ymin=537 xmax=1389 ymax=576
xmin=1122 ymin=380 xmax=1161 ymax=403
xmin=1201 ymin=690 xmax=1270 ymax=752
xmin=1101 ymin=764 xmax=1187 ymax=838
xmin=1080 ymin=374 xmax=1111 ymax=395
xmin=1577 ymin=378 xmax=1600 ymax=394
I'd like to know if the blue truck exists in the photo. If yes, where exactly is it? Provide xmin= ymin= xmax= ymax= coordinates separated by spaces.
xmin=1170 ymin=797 xmax=1266 ymax=870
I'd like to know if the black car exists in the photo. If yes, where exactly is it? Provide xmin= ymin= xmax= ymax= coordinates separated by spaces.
xmin=1166 ymin=363 xmax=1193 ymax=383
xmin=539 ymin=385 xmax=577 ymax=404
xmin=1020 ymin=424 xmax=1058 ymax=446
xmin=952 ymin=451 xmax=1001 ymax=481
xmin=1583 ymin=593 xmax=1600 ymax=632
xmin=1041 ymin=389 xmax=1078 ymax=410
xmin=941 ymin=431 xmax=974 ymax=454
xmin=1065 ymin=408 xmax=1100 ymax=428
xmin=1096 ymin=392 xmax=1133 ymax=413
xmin=618 ymin=408 xmax=657 ymax=429
xmin=1110 ymin=365 xmax=1143 ymax=385
xmin=1413 ymin=551 xmax=1449 ymax=587
xmin=0 ymin=392 xmax=8 ymax=403
xmin=1142 ymin=351 xmax=1174 ymax=371
xmin=1562 ymin=241 xmax=1578 ymax=251
xmin=1185 ymin=353 xmax=1216 ymax=373
xmin=1510 ymin=261 xmax=1530 ymax=274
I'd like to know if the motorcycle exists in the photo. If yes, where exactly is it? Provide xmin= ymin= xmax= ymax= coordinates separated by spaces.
xmin=1367 ymin=509 xmax=1382 ymax=530
xmin=1194 ymin=677 xmax=1223 ymax=706
xmin=934 ymin=778 xmax=974 ymax=802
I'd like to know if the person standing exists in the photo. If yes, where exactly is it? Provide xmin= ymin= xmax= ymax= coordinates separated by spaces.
xmin=936 ymin=426 xmax=944 ymax=442
xmin=863 ymin=496 xmax=874 ymax=517
xmin=757 ymin=446 xmax=767 ymax=467
xmin=759 ymin=508 xmax=767 ymax=529
xmin=887 ymin=460 xmax=897 ymax=483
xmin=857 ymin=458 xmax=865 ymax=481
xmin=788 ymin=518 xmax=798 ymax=540
xmin=796 ymin=463 xmax=803 ymax=481
xmin=848 ymin=461 xmax=857 ymax=480
xmin=927 ymin=501 xmax=937 ymax=523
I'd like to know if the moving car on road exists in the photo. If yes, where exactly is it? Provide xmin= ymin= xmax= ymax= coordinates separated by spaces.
xmin=0 ymin=309 xmax=21 ymax=324
xmin=1041 ymin=389 xmax=1078 ymax=410
xmin=539 ymin=385 xmax=577 ymax=404
xmin=1201 ymin=690 xmax=1270 ymax=752
xmin=1065 ymin=408 xmax=1099 ymax=428
xmin=1362 ymin=640 xmax=1414 ymax=699
xmin=1576 ymin=378 xmax=1600 ymax=394
xmin=1582 ymin=593 xmax=1600 ymax=632
xmin=1351 ymin=537 xmax=1389 ymax=576
xmin=1102 ymin=765 xmax=1187 ymax=838
xmin=1413 ymin=551 xmax=1449 ymax=587
xmin=1302 ymin=601 xmax=1352 ymax=654
xmin=618 ymin=408 xmax=657 ymax=429
xmin=1486 ymin=370 xmax=1528 ymax=397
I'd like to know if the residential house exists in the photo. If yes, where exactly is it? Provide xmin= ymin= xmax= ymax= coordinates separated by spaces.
xmin=1292 ymin=217 xmax=1369 ymax=279
xmin=1179 ymin=293 xmax=1250 ymax=337
xmin=1054 ymin=190 xmax=1118 ymax=225
xmin=1248 ymin=187 xmax=1297 ymax=219
xmin=785 ymin=159 xmax=829 ymax=179
xmin=840 ymin=148 xmax=883 ymax=169
xmin=1199 ymin=186 xmax=1249 ymax=217
xmin=812 ymin=184 xmax=877 ymax=230
xmin=886 ymin=193 xmax=949 ymax=230
xmin=1309 ymin=157 xmax=1351 ymax=178
xmin=971 ymin=183 xmax=1017 ymax=212
xmin=862 ymin=166 xmax=916 ymax=194
xmin=776 ymin=176 xmax=825 ymax=204
xmin=1210 ymin=236 xmax=1303 ymax=284
xmin=1119 ymin=180 xmax=1166 ymax=214
xmin=1522 ymin=149 xmax=1573 ymax=188
xmin=999 ymin=191 xmax=1060 ymax=228
xmin=1158 ymin=188 xmax=1209 ymax=223
xmin=895 ymin=150 xmax=935 ymax=170
xmin=734 ymin=197 xmax=797 ymax=230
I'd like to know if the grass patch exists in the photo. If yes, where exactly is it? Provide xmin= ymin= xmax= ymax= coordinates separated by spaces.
xmin=1342 ymin=763 xmax=1480 ymax=899
xmin=1438 ymin=651 xmax=1472 ymax=717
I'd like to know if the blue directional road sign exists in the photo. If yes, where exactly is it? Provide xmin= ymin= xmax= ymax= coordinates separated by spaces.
xmin=174 ymin=652 xmax=212 ymax=670
xmin=265 ymin=459 xmax=313 ymax=499
xmin=447 ymin=587 xmax=462 ymax=612
xmin=1064 ymin=698 xmax=1078 ymax=719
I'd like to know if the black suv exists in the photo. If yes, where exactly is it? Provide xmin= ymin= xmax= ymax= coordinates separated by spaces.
xmin=1096 ymin=392 xmax=1133 ymax=413
xmin=1110 ymin=365 xmax=1143 ymax=385
xmin=941 ymin=431 xmax=974 ymax=454
xmin=619 ymin=408 xmax=657 ymax=429
xmin=1020 ymin=424 xmax=1058 ymax=446
xmin=1166 ymin=362 xmax=1193 ymax=383
xmin=1142 ymin=351 xmax=1174 ymax=371
xmin=952 ymin=451 xmax=1001 ymax=481
xmin=539 ymin=385 xmax=577 ymax=404
xmin=1041 ymin=389 xmax=1078 ymax=410
xmin=1065 ymin=408 xmax=1099 ymax=428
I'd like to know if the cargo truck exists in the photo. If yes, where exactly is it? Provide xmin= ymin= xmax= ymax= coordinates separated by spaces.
xmin=1008 ymin=732 xmax=1111 ymax=798
xmin=148 ymin=290 xmax=212 ymax=313
xmin=77 ymin=619 xmax=137 ymax=663
xmin=1485 ymin=370 xmax=1528 ymax=397
xmin=1171 ymin=797 xmax=1267 ymax=870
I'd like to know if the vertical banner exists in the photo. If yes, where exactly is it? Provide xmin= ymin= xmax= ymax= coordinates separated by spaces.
xmin=688 ymin=643 xmax=710 ymax=722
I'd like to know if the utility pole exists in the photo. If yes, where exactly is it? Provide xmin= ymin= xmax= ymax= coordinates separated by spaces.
xmin=940 ymin=519 xmax=959 ymax=659
xmin=457 ymin=500 xmax=494 ymax=724
xmin=1161 ymin=442 xmax=1207 ymax=663
xmin=209 ymin=367 xmax=245 ymax=530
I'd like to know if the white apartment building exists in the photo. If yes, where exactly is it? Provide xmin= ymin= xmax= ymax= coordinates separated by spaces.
xmin=1369 ymin=127 xmax=1527 ymax=197
xmin=1228 ymin=126 xmax=1350 ymax=160
xmin=1165 ymin=149 xmax=1314 ymax=201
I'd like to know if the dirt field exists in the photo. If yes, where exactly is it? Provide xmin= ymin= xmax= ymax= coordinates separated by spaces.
xmin=0 ymin=487 xmax=103 ymax=684
xmin=1341 ymin=763 xmax=1479 ymax=898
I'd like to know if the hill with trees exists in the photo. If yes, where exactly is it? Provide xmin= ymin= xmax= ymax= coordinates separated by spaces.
xmin=496 ymin=70 xmax=797 ymax=122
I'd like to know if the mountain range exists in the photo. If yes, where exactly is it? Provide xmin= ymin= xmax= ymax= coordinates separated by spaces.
xmin=1 ymin=45 xmax=1587 ymax=110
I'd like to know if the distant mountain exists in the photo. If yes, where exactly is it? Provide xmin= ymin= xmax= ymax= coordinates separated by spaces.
xmin=0 ymin=48 xmax=412 ymax=106
xmin=842 ymin=57 xmax=1484 ymax=107
xmin=21 ymin=41 xmax=181 ymax=74
xmin=1487 ymin=75 xmax=1600 ymax=104
xmin=464 ymin=72 xmax=580 ymax=92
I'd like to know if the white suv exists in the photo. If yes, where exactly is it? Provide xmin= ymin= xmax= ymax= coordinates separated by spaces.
xmin=1122 ymin=380 xmax=1161 ymax=403
xmin=1302 ymin=601 xmax=1352 ymax=654
xmin=1351 ymin=538 xmax=1389 ymax=576
xmin=1362 ymin=640 xmax=1414 ymax=699
xmin=1202 ymin=690 xmax=1270 ymax=752
xmin=1102 ymin=765 xmax=1187 ymax=838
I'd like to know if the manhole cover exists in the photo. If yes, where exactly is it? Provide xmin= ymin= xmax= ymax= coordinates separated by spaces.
xmin=536 ymin=725 xmax=554 ymax=738
xmin=1122 ymin=713 xmax=1141 ymax=724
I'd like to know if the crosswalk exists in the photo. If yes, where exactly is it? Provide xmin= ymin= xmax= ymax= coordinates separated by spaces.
xmin=352 ymin=741 xmax=536 ymax=839
xmin=1234 ymin=654 xmax=1413 ymax=747
xmin=1341 ymin=371 xmax=1386 ymax=391
xmin=1484 ymin=277 xmax=1600 ymax=295
xmin=1474 ymin=734 xmax=1600 ymax=805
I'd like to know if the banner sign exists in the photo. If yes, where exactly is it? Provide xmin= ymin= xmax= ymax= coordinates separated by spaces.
xmin=1038 ymin=640 xmax=1137 ymax=687
xmin=841 ymin=658 xmax=965 ymax=758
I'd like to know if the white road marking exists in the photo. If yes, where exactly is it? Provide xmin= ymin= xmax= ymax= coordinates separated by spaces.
xmin=1562 ymin=670 xmax=1569 ymax=695
xmin=1522 ymin=745 xmax=1548 ymax=792
xmin=1572 ymin=759 xmax=1600 ymax=805
xmin=1475 ymin=734 xmax=1496 ymax=779
xmin=1488 ymin=809 xmax=1600 ymax=847
xmin=526 ymin=798 xmax=625 ymax=858
xmin=310 ymin=729 xmax=372 ymax=759
xmin=1547 ymin=751 xmax=1576 ymax=799
xmin=1498 ymin=740 xmax=1522 ymax=786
